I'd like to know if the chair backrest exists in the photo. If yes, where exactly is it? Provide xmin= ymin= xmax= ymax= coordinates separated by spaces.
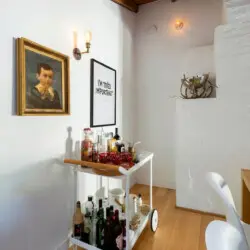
xmin=206 ymin=220 xmax=249 ymax=250
xmin=206 ymin=172 xmax=236 ymax=209
xmin=206 ymin=172 xmax=248 ymax=245
xmin=226 ymin=202 xmax=248 ymax=242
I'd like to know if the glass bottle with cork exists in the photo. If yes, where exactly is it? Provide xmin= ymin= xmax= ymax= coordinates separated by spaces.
xmin=81 ymin=128 xmax=93 ymax=162
xmin=73 ymin=201 xmax=84 ymax=240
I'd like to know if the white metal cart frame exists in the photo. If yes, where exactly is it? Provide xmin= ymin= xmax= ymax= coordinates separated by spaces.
xmin=65 ymin=151 xmax=156 ymax=250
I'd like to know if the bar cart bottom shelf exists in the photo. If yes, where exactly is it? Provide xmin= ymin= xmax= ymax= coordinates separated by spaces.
xmin=70 ymin=211 xmax=157 ymax=250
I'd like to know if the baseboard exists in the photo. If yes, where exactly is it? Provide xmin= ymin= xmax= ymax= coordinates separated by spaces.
xmin=175 ymin=205 xmax=226 ymax=219
xmin=55 ymin=239 xmax=69 ymax=250
xmin=131 ymin=183 xmax=176 ymax=191
xmin=55 ymin=231 xmax=72 ymax=250
xmin=134 ymin=181 xmax=176 ymax=190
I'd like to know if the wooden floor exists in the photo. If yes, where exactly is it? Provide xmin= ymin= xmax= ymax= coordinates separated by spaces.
xmin=70 ymin=184 xmax=224 ymax=250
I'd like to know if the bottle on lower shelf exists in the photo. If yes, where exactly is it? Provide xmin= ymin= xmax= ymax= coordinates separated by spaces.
xmin=72 ymin=196 xmax=130 ymax=250
xmin=73 ymin=201 xmax=84 ymax=240
xmin=96 ymin=208 xmax=105 ymax=248
xmin=114 ymin=210 xmax=123 ymax=250
xmin=103 ymin=206 xmax=120 ymax=250
xmin=82 ymin=213 xmax=91 ymax=244
xmin=121 ymin=219 xmax=126 ymax=250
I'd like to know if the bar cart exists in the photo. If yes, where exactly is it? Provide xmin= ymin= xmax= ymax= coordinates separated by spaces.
xmin=64 ymin=151 xmax=158 ymax=250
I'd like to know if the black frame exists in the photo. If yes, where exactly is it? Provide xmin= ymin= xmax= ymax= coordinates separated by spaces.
xmin=90 ymin=59 xmax=117 ymax=127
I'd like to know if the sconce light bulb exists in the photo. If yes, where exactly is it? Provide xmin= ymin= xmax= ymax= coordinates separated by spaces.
xmin=85 ymin=31 xmax=92 ymax=43
xmin=175 ymin=20 xmax=184 ymax=30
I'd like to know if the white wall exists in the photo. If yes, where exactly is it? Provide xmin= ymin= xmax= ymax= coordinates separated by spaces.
xmin=0 ymin=1 xmax=135 ymax=250
xmin=133 ymin=0 xmax=222 ymax=188
xmin=176 ymin=2 xmax=250 ymax=214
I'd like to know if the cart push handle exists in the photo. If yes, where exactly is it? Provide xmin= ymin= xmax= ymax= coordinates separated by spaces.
xmin=64 ymin=158 xmax=127 ymax=175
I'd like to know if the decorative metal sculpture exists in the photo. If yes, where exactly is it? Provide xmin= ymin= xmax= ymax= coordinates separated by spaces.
xmin=180 ymin=73 xmax=216 ymax=99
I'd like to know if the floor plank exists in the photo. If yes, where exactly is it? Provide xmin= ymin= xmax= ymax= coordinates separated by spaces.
xmin=70 ymin=184 xmax=224 ymax=250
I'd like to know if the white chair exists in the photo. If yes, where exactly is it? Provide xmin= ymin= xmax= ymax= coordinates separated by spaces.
xmin=206 ymin=172 xmax=250 ymax=245
xmin=206 ymin=220 xmax=249 ymax=250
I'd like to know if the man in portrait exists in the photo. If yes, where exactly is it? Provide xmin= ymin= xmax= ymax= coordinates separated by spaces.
xmin=26 ymin=63 xmax=61 ymax=109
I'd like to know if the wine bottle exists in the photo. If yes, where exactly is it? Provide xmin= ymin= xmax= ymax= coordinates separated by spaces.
xmin=110 ymin=132 xmax=118 ymax=152
xmin=85 ymin=195 xmax=94 ymax=218
xmin=91 ymin=208 xmax=97 ymax=246
xmin=110 ymin=206 xmax=115 ymax=231
xmin=97 ymin=199 xmax=103 ymax=218
xmin=103 ymin=209 xmax=112 ymax=250
xmin=121 ymin=219 xmax=126 ymax=250
xmin=114 ymin=210 xmax=123 ymax=250
xmin=83 ymin=213 xmax=91 ymax=244
xmin=104 ymin=207 xmax=118 ymax=250
xmin=99 ymin=199 xmax=103 ymax=210
xmin=110 ymin=205 xmax=114 ymax=212
xmin=73 ymin=201 xmax=84 ymax=240
xmin=106 ymin=207 xmax=110 ymax=220
xmin=96 ymin=208 xmax=105 ymax=248
xmin=114 ymin=128 xmax=120 ymax=140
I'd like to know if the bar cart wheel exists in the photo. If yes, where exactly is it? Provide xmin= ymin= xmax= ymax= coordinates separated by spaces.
xmin=150 ymin=209 xmax=159 ymax=232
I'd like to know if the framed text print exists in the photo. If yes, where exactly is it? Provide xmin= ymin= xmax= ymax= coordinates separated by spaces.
xmin=90 ymin=59 xmax=116 ymax=127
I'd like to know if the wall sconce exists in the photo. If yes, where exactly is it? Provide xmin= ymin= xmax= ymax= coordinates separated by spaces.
xmin=175 ymin=20 xmax=184 ymax=30
xmin=73 ymin=31 xmax=92 ymax=60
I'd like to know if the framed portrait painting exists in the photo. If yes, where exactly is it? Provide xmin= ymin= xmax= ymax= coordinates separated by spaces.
xmin=17 ymin=38 xmax=70 ymax=115
xmin=90 ymin=59 xmax=116 ymax=127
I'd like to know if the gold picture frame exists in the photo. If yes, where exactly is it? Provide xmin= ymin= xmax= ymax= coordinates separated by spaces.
xmin=17 ymin=37 xmax=70 ymax=115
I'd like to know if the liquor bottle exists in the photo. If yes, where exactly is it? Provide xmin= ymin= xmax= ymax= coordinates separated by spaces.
xmin=114 ymin=127 xmax=124 ymax=152
xmin=114 ymin=128 xmax=120 ymax=140
xmin=73 ymin=201 xmax=84 ymax=240
xmin=91 ymin=208 xmax=97 ymax=246
xmin=108 ymin=209 xmax=120 ymax=250
xmin=133 ymin=197 xmax=138 ymax=215
xmin=97 ymin=134 xmax=105 ymax=154
xmin=116 ymin=142 xmax=125 ymax=153
xmin=114 ymin=210 xmax=123 ymax=250
xmin=83 ymin=213 xmax=91 ymax=244
xmin=108 ymin=132 xmax=114 ymax=152
xmin=137 ymin=194 xmax=142 ymax=208
xmin=103 ymin=206 xmax=118 ymax=250
xmin=113 ymin=128 xmax=122 ymax=152
xmin=109 ymin=207 xmax=115 ymax=229
xmin=110 ymin=133 xmax=118 ymax=152
xmin=103 ymin=208 xmax=112 ymax=250
xmin=106 ymin=207 xmax=110 ymax=220
xmin=92 ymin=143 xmax=98 ymax=162
xmin=85 ymin=195 xmax=94 ymax=218
xmin=110 ymin=205 xmax=114 ymax=213
xmin=99 ymin=199 xmax=103 ymax=210
xmin=96 ymin=208 xmax=105 ymax=248
xmin=121 ymin=219 xmax=126 ymax=250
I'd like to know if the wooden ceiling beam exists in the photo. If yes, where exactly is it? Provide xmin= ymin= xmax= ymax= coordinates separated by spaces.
xmin=134 ymin=0 xmax=158 ymax=4
xmin=111 ymin=0 xmax=139 ymax=13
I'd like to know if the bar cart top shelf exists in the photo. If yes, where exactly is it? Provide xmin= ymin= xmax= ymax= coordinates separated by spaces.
xmin=64 ymin=151 xmax=154 ymax=179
